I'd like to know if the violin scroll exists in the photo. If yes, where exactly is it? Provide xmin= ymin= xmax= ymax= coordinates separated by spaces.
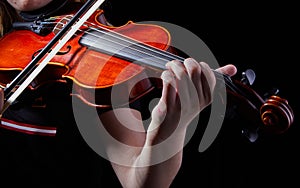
xmin=260 ymin=95 xmax=294 ymax=134
xmin=223 ymin=69 xmax=294 ymax=141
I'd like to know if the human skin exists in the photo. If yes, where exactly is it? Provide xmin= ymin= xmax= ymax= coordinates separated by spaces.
xmin=7 ymin=0 xmax=53 ymax=11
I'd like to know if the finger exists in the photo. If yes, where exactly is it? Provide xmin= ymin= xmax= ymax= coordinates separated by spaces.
xmin=199 ymin=61 xmax=216 ymax=93
xmin=183 ymin=58 xmax=203 ymax=102
xmin=160 ymin=70 xmax=177 ymax=107
xmin=165 ymin=60 xmax=190 ymax=104
xmin=183 ymin=58 xmax=202 ymax=89
xmin=216 ymin=64 xmax=237 ymax=76
xmin=183 ymin=58 xmax=200 ymax=82
xmin=197 ymin=62 xmax=216 ymax=108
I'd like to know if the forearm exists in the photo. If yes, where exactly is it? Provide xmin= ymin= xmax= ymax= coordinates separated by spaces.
xmin=136 ymin=126 xmax=187 ymax=188
xmin=100 ymin=105 xmax=190 ymax=187
xmin=118 ymin=121 xmax=188 ymax=188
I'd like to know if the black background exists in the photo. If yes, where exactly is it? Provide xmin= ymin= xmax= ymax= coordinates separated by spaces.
xmin=104 ymin=0 xmax=299 ymax=187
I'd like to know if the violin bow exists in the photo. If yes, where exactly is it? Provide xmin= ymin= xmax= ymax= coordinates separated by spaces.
xmin=0 ymin=0 xmax=106 ymax=116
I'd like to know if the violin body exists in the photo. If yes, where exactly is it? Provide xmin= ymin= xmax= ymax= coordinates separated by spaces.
xmin=0 ymin=10 xmax=170 ymax=107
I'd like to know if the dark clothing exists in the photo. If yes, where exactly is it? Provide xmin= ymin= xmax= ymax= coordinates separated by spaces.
xmin=0 ymin=82 xmax=122 ymax=187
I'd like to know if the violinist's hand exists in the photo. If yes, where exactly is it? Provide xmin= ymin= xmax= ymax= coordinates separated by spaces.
xmin=149 ymin=58 xmax=237 ymax=141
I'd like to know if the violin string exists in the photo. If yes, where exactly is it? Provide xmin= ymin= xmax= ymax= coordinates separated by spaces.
xmin=84 ymin=24 xmax=241 ymax=92
xmin=87 ymin=21 xmax=184 ymax=61
xmin=44 ymin=16 xmax=231 ymax=77
xmin=52 ymin=22 xmax=167 ymax=69
xmin=82 ymin=22 xmax=234 ymax=81
xmin=55 ymin=16 xmax=183 ymax=68
xmin=66 ymin=30 xmax=169 ymax=69
xmin=82 ymin=22 xmax=237 ymax=90
xmin=53 ymin=16 xmax=235 ymax=89
xmin=83 ymin=29 xmax=170 ymax=69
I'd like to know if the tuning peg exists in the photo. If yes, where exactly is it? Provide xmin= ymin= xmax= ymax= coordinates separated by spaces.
xmin=263 ymin=88 xmax=279 ymax=100
xmin=241 ymin=128 xmax=259 ymax=142
xmin=241 ymin=69 xmax=256 ymax=86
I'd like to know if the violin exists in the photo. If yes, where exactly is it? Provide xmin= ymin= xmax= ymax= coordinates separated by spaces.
xmin=0 ymin=0 xmax=294 ymax=142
